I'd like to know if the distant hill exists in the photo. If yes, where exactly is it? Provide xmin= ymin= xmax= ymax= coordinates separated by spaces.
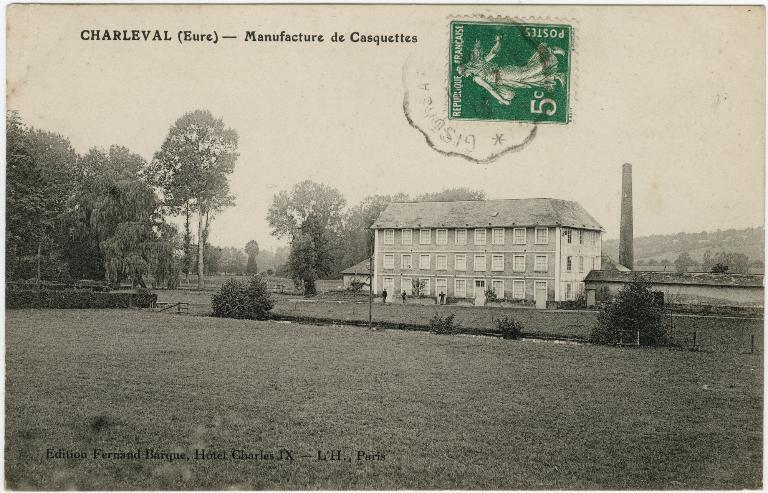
xmin=603 ymin=227 xmax=764 ymax=264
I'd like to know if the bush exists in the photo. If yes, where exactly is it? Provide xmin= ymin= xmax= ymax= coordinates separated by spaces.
xmin=590 ymin=279 xmax=667 ymax=346
xmin=211 ymin=276 xmax=274 ymax=320
xmin=484 ymin=287 xmax=498 ymax=303
xmin=429 ymin=313 xmax=460 ymax=335
xmin=496 ymin=316 xmax=524 ymax=339
xmin=6 ymin=290 xmax=156 ymax=309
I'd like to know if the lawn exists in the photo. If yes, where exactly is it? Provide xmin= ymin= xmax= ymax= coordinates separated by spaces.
xmin=157 ymin=289 xmax=764 ymax=352
xmin=5 ymin=309 xmax=763 ymax=489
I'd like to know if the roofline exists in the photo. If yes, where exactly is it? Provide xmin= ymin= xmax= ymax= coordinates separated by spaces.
xmin=370 ymin=224 xmax=605 ymax=231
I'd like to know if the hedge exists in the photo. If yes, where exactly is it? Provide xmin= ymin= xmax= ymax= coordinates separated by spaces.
xmin=7 ymin=290 xmax=157 ymax=309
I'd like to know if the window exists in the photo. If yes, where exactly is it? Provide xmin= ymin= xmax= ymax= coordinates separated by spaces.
xmin=420 ymin=229 xmax=431 ymax=245
xmin=419 ymin=254 xmax=430 ymax=270
xmin=455 ymin=229 xmax=467 ymax=245
xmin=436 ymin=255 xmax=447 ymax=270
xmin=455 ymin=279 xmax=467 ymax=297
xmin=578 ymin=230 xmax=583 ymax=245
xmin=436 ymin=229 xmax=448 ymax=245
xmin=492 ymin=228 xmax=505 ymax=245
xmin=401 ymin=254 xmax=412 ymax=269
xmin=535 ymin=227 xmax=549 ymax=244
xmin=535 ymin=255 xmax=548 ymax=272
xmin=513 ymin=227 xmax=526 ymax=245
xmin=566 ymin=256 xmax=573 ymax=272
xmin=435 ymin=278 xmax=447 ymax=296
xmin=383 ymin=254 xmax=394 ymax=269
xmin=401 ymin=277 xmax=412 ymax=295
xmin=420 ymin=278 xmax=431 ymax=295
xmin=513 ymin=255 xmax=525 ymax=272
xmin=491 ymin=254 xmax=504 ymax=271
xmin=474 ymin=255 xmax=486 ymax=271
xmin=579 ymin=256 xmax=584 ymax=273
xmin=455 ymin=254 xmax=466 ymax=271
xmin=513 ymin=280 xmax=525 ymax=299
xmin=474 ymin=229 xmax=487 ymax=245
xmin=564 ymin=228 xmax=572 ymax=244
xmin=492 ymin=280 xmax=504 ymax=298
xmin=402 ymin=229 xmax=412 ymax=245
xmin=383 ymin=229 xmax=394 ymax=245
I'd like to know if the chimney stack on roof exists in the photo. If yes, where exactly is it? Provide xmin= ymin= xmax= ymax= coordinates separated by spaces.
xmin=619 ymin=163 xmax=634 ymax=270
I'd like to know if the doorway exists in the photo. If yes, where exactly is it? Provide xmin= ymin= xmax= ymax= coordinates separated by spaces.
xmin=534 ymin=281 xmax=547 ymax=309
xmin=474 ymin=279 xmax=486 ymax=306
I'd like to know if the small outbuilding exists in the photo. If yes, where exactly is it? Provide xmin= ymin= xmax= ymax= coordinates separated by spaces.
xmin=584 ymin=270 xmax=764 ymax=308
xmin=341 ymin=259 xmax=371 ymax=289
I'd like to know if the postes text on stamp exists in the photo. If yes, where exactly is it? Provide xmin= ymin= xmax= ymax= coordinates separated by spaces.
xmin=449 ymin=21 xmax=572 ymax=124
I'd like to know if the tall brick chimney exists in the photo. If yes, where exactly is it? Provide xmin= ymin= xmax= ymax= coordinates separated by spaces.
xmin=619 ymin=163 xmax=634 ymax=269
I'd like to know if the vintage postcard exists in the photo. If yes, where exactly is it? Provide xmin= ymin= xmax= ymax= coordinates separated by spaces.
xmin=4 ymin=4 xmax=765 ymax=490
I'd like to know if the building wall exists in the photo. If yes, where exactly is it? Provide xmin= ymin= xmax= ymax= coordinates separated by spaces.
xmin=559 ymin=228 xmax=603 ymax=301
xmin=585 ymin=280 xmax=764 ymax=307
xmin=373 ymin=226 xmax=601 ymax=302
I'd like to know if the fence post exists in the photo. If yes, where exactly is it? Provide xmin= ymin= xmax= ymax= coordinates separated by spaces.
xmin=636 ymin=329 xmax=640 ymax=346
xmin=693 ymin=330 xmax=697 ymax=348
xmin=751 ymin=334 xmax=755 ymax=354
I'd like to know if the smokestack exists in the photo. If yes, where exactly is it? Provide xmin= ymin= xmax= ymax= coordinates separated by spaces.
xmin=619 ymin=163 xmax=634 ymax=269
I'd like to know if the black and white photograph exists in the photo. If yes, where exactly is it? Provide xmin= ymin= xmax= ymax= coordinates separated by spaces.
xmin=4 ymin=3 xmax=765 ymax=490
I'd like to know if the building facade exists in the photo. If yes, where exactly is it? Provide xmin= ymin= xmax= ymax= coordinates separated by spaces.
xmin=370 ymin=199 xmax=603 ymax=305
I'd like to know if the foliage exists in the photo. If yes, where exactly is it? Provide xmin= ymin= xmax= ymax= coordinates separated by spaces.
xmin=150 ymin=110 xmax=239 ymax=288
xmin=414 ymin=187 xmax=486 ymax=202
xmin=245 ymin=240 xmax=259 ymax=274
xmin=710 ymin=262 xmax=729 ymax=273
xmin=484 ymin=287 xmax=498 ymax=303
xmin=348 ymin=279 xmax=367 ymax=292
xmin=591 ymin=279 xmax=667 ymax=346
xmin=211 ymin=276 xmax=274 ymax=320
xmin=496 ymin=316 xmax=524 ymax=339
xmin=411 ymin=278 xmax=426 ymax=297
xmin=268 ymin=181 xmax=346 ymax=291
xmin=428 ymin=313 xmax=460 ymax=335
xmin=703 ymin=250 xmax=749 ymax=274
xmin=7 ymin=290 xmax=156 ymax=309
xmin=674 ymin=252 xmax=695 ymax=274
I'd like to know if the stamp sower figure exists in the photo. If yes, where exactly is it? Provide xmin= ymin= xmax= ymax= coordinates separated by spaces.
xmin=401 ymin=290 xmax=407 ymax=304
xmin=457 ymin=35 xmax=565 ymax=106
xmin=382 ymin=288 xmax=388 ymax=304
xmin=439 ymin=291 xmax=446 ymax=305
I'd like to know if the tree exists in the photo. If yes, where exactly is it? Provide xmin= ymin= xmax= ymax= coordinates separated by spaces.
xmin=211 ymin=275 xmax=274 ymax=320
xmin=702 ymin=251 xmax=750 ymax=274
xmin=591 ymin=279 xmax=667 ymax=346
xmin=151 ymin=110 xmax=239 ymax=289
xmin=267 ymin=181 xmax=346 ymax=293
xmin=75 ymin=146 xmax=178 ymax=288
xmin=245 ymin=240 xmax=260 ymax=274
xmin=341 ymin=193 xmax=407 ymax=269
xmin=674 ymin=252 xmax=695 ymax=274
xmin=414 ymin=187 xmax=486 ymax=202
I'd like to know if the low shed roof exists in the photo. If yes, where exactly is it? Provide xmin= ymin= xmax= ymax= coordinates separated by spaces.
xmin=584 ymin=270 xmax=764 ymax=288
xmin=341 ymin=259 xmax=371 ymax=275
xmin=371 ymin=198 xmax=603 ymax=230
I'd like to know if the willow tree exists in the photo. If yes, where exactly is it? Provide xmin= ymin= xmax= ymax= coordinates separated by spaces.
xmin=150 ymin=110 xmax=238 ymax=289
xmin=76 ymin=146 xmax=178 ymax=288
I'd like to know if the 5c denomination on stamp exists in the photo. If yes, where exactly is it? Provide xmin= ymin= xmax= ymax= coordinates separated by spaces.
xmin=449 ymin=21 xmax=572 ymax=124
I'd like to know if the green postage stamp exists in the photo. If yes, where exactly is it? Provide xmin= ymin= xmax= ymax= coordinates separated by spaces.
xmin=449 ymin=21 xmax=572 ymax=123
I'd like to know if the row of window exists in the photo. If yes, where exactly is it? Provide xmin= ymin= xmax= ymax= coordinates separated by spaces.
xmin=382 ymin=227 xmax=550 ymax=246
xmin=563 ymin=229 xmax=599 ymax=246
xmin=382 ymin=253 xmax=550 ymax=272
xmin=382 ymin=277 xmax=546 ymax=299
xmin=565 ymin=255 xmax=600 ymax=272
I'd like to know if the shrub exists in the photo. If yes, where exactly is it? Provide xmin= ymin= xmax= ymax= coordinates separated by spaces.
xmin=590 ymin=279 xmax=667 ymax=346
xmin=348 ymin=280 xmax=367 ymax=292
xmin=211 ymin=276 xmax=274 ymax=320
xmin=6 ymin=290 xmax=156 ymax=309
xmin=484 ymin=287 xmax=498 ymax=303
xmin=429 ymin=313 xmax=460 ymax=335
xmin=496 ymin=316 xmax=524 ymax=339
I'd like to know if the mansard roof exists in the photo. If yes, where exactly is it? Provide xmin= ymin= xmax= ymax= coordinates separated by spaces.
xmin=371 ymin=198 xmax=603 ymax=231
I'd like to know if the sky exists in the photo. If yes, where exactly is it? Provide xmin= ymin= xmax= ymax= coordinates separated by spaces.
xmin=7 ymin=4 xmax=765 ymax=251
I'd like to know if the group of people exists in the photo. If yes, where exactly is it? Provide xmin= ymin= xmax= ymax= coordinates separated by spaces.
xmin=381 ymin=289 xmax=447 ymax=305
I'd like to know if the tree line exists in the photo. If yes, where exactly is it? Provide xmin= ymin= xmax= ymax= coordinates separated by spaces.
xmin=6 ymin=110 xmax=246 ymax=289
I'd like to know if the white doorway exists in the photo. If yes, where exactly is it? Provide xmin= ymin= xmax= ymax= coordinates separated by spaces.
xmin=474 ymin=279 xmax=486 ymax=306
xmin=534 ymin=281 xmax=547 ymax=309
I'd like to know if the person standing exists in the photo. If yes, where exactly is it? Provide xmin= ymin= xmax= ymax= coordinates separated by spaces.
xmin=439 ymin=291 xmax=446 ymax=305
xmin=401 ymin=290 xmax=407 ymax=304
xmin=382 ymin=288 xmax=388 ymax=304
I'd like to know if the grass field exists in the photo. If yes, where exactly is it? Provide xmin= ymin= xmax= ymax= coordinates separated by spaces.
xmin=157 ymin=289 xmax=764 ymax=353
xmin=5 ymin=309 xmax=763 ymax=489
